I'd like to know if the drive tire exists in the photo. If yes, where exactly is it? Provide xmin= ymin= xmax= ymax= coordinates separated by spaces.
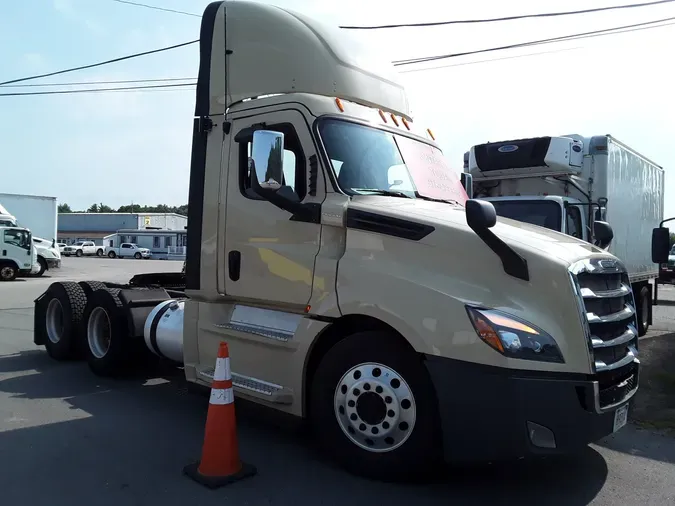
xmin=134 ymin=252 xmax=141 ymax=259
xmin=309 ymin=331 xmax=442 ymax=482
xmin=83 ymin=288 xmax=133 ymax=377
xmin=0 ymin=263 xmax=18 ymax=281
xmin=637 ymin=285 xmax=651 ymax=336
xmin=108 ymin=251 xmax=116 ymax=258
xmin=75 ymin=249 xmax=83 ymax=257
xmin=41 ymin=282 xmax=88 ymax=360
xmin=78 ymin=280 xmax=108 ymax=298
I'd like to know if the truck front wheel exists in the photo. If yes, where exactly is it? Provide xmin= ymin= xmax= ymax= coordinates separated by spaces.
xmin=309 ymin=331 xmax=441 ymax=482
xmin=637 ymin=285 xmax=651 ymax=336
xmin=0 ymin=263 xmax=18 ymax=281
xmin=76 ymin=250 xmax=83 ymax=257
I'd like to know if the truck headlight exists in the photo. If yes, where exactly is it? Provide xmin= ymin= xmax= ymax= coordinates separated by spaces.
xmin=465 ymin=306 xmax=564 ymax=363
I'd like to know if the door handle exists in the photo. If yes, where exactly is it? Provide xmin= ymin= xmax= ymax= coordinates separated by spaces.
xmin=228 ymin=251 xmax=241 ymax=281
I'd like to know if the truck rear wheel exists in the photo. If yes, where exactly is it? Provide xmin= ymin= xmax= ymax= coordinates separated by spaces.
xmin=96 ymin=249 xmax=104 ymax=257
xmin=84 ymin=288 xmax=132 ymax=377
xmin=41 ymin=282 xmax=88 ymax=360
xmin=108 ymin=251 xmax=116 ymax=258
xmin=637 ymin=285 xmax=650 ymax=336
xmin=309 ymin=331 xmax=441 ymax=482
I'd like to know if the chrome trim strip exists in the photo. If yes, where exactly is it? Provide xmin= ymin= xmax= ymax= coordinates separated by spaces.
xmin=591 ymin=325 xmax=637 ymax=348
xmin=595 ymin=345 xmax=638 ymax=372
xmin=586 ymin=304 xmax=635 ymax=324
xmin=580 ymin=283 xmax=631 ymax=299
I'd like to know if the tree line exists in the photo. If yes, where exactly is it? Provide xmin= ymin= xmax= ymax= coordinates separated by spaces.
xmin=58 ymin=203 xmax=188 ymax=215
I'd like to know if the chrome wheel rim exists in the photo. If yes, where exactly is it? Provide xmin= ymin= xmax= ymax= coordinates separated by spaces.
xmin=88 ymin=307 xmax=112 ymax=359
xmin=333 ymin=362 xmax=416 ymax=453
xmin=46 ymin=299 xmax=64 ymax=344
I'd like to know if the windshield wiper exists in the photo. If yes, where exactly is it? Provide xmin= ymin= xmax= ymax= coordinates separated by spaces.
xmin=415 ymin=194 xmax=461 ymax=205
xmin=353 ymin=189 xmax=412 ymax=198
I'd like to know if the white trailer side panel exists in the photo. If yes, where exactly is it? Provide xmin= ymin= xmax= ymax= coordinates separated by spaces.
xmin=598 ymin=137 xmax=664 ymax=282
xmin=0 ymin=193 xmax=58 ymax=240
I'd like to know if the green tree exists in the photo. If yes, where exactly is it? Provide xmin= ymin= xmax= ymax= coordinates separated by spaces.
xmin=264 ymin=138 xmax=284 ymax=184
xmin=58 ymin=203 xmax=72 ymax=213
xmin=87 ymin=203 xmax=99 ymax=213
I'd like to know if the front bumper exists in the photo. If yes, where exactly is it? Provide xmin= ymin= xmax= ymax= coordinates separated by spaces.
xmin=45 ymin=258 xmax=61 ymax=269
xmin=424 ymin=355 xmax=638 ymax=463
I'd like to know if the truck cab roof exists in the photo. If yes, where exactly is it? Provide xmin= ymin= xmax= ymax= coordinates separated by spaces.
xmin=197 ymin=1 xmax=410 ymax=119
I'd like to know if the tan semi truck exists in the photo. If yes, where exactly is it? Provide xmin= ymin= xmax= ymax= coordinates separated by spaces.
xmin=33 ymin=1 xmax=645 ymax=481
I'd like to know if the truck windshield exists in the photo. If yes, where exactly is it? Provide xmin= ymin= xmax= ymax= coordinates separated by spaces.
xmin=3 ymin=228 xmax=32 ymax=250
xmin=490 ymin=200 xmax=562 ymax=231
xmin=318 ymin=118 xmax=468 ymax=205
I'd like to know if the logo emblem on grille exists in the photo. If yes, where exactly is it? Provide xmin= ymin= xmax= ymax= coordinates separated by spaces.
xmin=497 ymin=144 xmax=519 ymax=153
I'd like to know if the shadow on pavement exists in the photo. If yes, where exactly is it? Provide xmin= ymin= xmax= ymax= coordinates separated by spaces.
xmin=0 ymin=350 xmax=608 ymax=506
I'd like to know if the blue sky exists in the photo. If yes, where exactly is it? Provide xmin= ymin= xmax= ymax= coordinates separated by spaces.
xmin=1 ymin=0 xmax=674 ymax=216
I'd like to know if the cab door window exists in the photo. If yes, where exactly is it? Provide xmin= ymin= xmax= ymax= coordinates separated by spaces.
xmin=566 ymin=206 xmax=583 ymax=239
xmin=4 ymin=229 xmax=31 ymax=250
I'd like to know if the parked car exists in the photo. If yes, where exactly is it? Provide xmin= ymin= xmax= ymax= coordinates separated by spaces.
xmin=31 ymin=237 xmax=62 ymax=276
xmin=105 ymin=242 xmax=151 ymax=259
xmin=62 ymin=241 xmax=105 ymax=257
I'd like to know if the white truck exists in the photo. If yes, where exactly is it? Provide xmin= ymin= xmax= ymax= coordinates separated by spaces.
xmin=0 ymin=226 xmax=36 ymax=281
xmin=105 ymin=242 xmax=151 ymax=259
xmin=0 ymin=199 xmax=61 ymax=276
xmin=62 ymin=241 xmax=105 ymax=257
xmin=0 ymin=193 xmax=58 ymax=240
xmin=464 ymin=134 xmax=665 ymax=336
xmin=31 ymin=1 xmax=644 ymax=482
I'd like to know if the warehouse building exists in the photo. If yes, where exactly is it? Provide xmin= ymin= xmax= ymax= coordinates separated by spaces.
xmin=58 ymin=212 xmax=187 ymax=245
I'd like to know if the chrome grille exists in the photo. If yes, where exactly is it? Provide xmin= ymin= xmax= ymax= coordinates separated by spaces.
xmin=569 ymin=257 xmax=639 ymax=411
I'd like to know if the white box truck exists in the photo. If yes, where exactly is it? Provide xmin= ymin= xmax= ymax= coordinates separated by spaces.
xmin=0 ymin=194 xmax=61 ymax=276
xmin=0 ymin=193 xmax=58 ymax=240
xmin=30 ymin=2 xmax=644 ymax=482
xmin=464 ymin=134 xmax=665 ymax=336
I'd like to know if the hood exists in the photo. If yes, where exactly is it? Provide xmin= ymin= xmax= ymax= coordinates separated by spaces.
xmin=348 ymin=196 xmax=605 ymax=266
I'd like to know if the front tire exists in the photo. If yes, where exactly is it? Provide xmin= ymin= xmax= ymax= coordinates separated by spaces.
xmin=134 ymin=252 xmax=141 ymax=259
xmin=0 ymin=263 xmax=18 ymax=281
xmin=75 ymin=249 xmax=83 ymax=257
xmin=637 ymin=285 xmax=651 ymax=336
xmin=35 ymin=256 xmax=47 ymax=277
xmin=309 ymin=331 xmax=441 ymax=482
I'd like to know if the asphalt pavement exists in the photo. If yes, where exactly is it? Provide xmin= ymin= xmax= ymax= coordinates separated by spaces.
xmin=0 ymin=258 xmax=674 ymax=505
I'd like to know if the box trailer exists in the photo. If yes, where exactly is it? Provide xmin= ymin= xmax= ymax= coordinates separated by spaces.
xmin=464 ymin=134 xmax=665 ymax=335
xmin=0 ymin=192 xmax=58 ymax=241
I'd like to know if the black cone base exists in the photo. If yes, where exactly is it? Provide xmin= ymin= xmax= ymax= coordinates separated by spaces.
xmin=183 ymin=460 xmax=257 ymax=489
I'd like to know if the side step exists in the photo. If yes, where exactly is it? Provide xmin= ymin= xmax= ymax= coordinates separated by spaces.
xmin=198 ymin=367 xmax=294 ymax=405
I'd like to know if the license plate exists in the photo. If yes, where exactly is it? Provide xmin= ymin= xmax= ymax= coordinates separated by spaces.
xmin=613 ymin=404 xmax=629 ymax=432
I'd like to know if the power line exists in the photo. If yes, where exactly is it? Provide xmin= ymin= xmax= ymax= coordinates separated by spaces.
xmin=340 ymin=0 xmax=675 ymax=29
xmin=393 ymin=15 xmax=675 ymax=66
xmin=3 ymin=77 xmax=196 ymax=88
xmin=109 ymin=0 xmax=200 ymax=17
xmin=0 ymin=40 xmax=198 ymax=86
xmin=0 ymin=82 xmax=196 ymax=97
xmin=398 ymin=47 xmax=585 ymax=73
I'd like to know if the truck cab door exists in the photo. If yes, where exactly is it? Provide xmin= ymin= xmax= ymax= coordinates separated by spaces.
xmin=221 ymin=109 xmax=323 ymax=309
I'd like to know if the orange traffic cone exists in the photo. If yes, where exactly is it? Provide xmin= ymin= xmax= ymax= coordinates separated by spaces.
xmin=183 ymin=342 xmax=257 ymax=489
